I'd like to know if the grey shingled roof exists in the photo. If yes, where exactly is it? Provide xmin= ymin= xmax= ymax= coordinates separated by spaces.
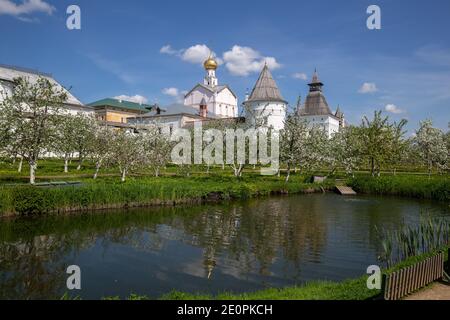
xmin=247 ymin=64 xmax=286 ymax=103
xmin=0 ymin=64 xmax=84 ymax=106
xmin=300 ymin=91 xmax=333 ymax=116
xmin=157 ymin=103 xmax=221 ymax=119
xmin=300 ymin=70 xmax=333 ymax=116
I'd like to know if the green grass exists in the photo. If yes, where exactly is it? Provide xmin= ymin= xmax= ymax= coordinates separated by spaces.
xmin=0 ymin=159 xmax=448 ymax=216
xmin=0 ymin=173 xmax=334 ymax=216
xmin=160 ymin=277 xmax=376 ymax=300
xmin=348 ymin=174 xmax=449 ymax=201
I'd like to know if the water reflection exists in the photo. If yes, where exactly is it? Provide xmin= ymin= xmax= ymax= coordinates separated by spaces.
xmin=0 ymin=194 xmax=448 ymax=299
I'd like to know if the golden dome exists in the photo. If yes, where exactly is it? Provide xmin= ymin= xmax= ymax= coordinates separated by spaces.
xmin=203 ymin=56 xmax=218 ymax=70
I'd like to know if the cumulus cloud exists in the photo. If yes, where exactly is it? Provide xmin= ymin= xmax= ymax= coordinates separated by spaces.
xmin=162 ymin=87 xmax=187 ymax=103
xmin=181 ymin=44 xmax=223 ymax=65
xmin=292 ymin=72 xmax=308 ymax=80
xmin=385 ymin=104 xmax=405 ymax=114
xmin=0 ymin=0 xmax=55 ymax=20
xmin=161 ymin=44 xmax=281 ymax=76
xmin=159 ymin=45 xmax=178 ymax=55
xmin=222 ymin=45 xmax=281 ymax=76
xmin=162 ymin=87 xmax=179 ymax=97
xmin=160 ymin=44 xmax=222 ymax=65
xmin=358 ymin=82 xmax=378 ymax=94
xmin=114 ymin=95 xmax=148 ymax=104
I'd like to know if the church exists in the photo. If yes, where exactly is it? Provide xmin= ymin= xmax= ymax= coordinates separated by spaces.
xmin=183 ymin=55 xmax=238 ymax=118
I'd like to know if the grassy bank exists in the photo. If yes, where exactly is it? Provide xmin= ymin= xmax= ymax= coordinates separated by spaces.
xmin=348 ymin=174 xmax=449 ymax=202
xmin=0 ymin=174 xmax=334 ymax=217
xmin=1 ymin=171 xmax=449 ymax=217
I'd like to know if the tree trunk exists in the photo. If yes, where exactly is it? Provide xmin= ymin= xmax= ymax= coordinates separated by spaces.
xmin=77 ymin=153 xmax=82 ymax=171
xmin=285 ymin=164 xmax=291 ymax=183
xmin=371 ymin=158 xmax=375 ymax=177
xmin=428 ymin=162 xmax=432 ymax=180
xmin=155 ymin=167 xmax=160 ymax=177
xmin=64 ymin=155 xmax=69 ymax=173
xmin=93 ymin=162 xmax=101 ymax=179
xmin=17 ymin=157 xmax=23 ymax=173
xmin=29 ymin=161 xmax=36 ymax=184
xmin=121 ymin=169 xmax=127 ymax=182
xmin=238 ymin=164 xmax=244 ymax=177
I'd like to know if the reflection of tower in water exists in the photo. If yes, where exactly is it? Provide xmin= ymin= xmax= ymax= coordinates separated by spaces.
xmin=203 ymin=245 xmax=216 ymax=279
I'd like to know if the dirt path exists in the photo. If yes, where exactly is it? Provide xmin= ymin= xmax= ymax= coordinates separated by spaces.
xmin=404 ymin=283 xmax=450 ymax=300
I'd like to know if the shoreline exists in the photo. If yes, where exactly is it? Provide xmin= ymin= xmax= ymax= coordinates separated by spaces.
xmin=0 ymin=179 xmax=332 ymax=218
xmin=1 ymin=173 xmax=448 ymax=218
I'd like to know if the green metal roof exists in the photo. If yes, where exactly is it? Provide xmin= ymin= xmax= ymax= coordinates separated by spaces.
xmin=87 ymin=98 xmax=155 ymax=112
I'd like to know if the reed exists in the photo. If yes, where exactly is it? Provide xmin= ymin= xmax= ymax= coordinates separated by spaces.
xmin=349 ymin=174 xmax=449 ymax=201
xmin=377 ymin=214 xmax=450 ymax=267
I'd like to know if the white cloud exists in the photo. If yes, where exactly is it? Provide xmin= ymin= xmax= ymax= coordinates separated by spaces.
xmin=162 ymin=87 xmax=187 ymax=103
xmin=0 ymin=0 xmax=55 ymax=20
xmin=114 ymin=95 xmax=148 ymax=104
xmin=222 ymin=45 xmax=281 ymax=76
xmin=358 ymin=82 xmax=378 ymax=94
xmin=292 ymin=72 xmax=308 ymax=80
xmin=162 ymin=87 xmax=179 ymax=97
xmin=160 ymin=45 xmax=179 ymax=55
xmin=181 ymin=44 xmax=223 ymax=65
xmin=385 ymin=104 xmax=405 ymax=114
xmin=160 ymin=44 xmax=222 ymax=65
xmin=161 ymin=44 xmax=281 ymax=77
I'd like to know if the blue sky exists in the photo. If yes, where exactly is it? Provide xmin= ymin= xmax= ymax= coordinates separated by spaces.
xmin=1 ymin=0 xmax=449 ymax=132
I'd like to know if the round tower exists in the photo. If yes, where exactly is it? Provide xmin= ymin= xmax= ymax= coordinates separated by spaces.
xmin=244 ymin=63 xmax=287 ymax=130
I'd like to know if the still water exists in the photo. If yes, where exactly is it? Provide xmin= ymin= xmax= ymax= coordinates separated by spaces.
xmin=0 ymin=193 xmax=448 ymax=299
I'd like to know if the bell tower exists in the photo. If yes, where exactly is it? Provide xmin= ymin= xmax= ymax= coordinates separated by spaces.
xmin=203 ymin=54 xmax=218 ymax=88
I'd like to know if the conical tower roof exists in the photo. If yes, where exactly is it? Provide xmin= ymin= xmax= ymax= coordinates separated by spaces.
xmin=310 ymin=68 xmax=322 ymax=84
xmin=300 ymin=69 xmax=333 ymax=116
xmin=247 ymin=64 xmax=286 ymax=103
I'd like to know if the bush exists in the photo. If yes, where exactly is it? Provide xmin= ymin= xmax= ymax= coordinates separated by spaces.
xmin=12 ymin=186 xmax=54 ymax=215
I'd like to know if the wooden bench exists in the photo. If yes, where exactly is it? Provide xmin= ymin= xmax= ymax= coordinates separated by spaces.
xmin=382 ymin=251 xmax=446 ymax=300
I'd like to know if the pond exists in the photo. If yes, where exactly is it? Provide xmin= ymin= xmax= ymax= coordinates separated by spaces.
xmin=0 ymin=193 xmax=448 ymax=299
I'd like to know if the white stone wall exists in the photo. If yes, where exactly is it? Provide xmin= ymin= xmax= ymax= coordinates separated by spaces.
xmin=0 ymin=81 xmax=13 ymax=102
xmin=300 ymin=114 xmax=340 ymax=138
xmin=245 ymin=101 xmax=287 ymax=131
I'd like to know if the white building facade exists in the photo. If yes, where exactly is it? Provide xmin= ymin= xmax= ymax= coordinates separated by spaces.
xmin=184 ymin=56 xmax=238 ymax=118
xmin=298 ymin=70 xmax=344 ymax=138
xmin=244 ymin=64 xmax=287 ymax=131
